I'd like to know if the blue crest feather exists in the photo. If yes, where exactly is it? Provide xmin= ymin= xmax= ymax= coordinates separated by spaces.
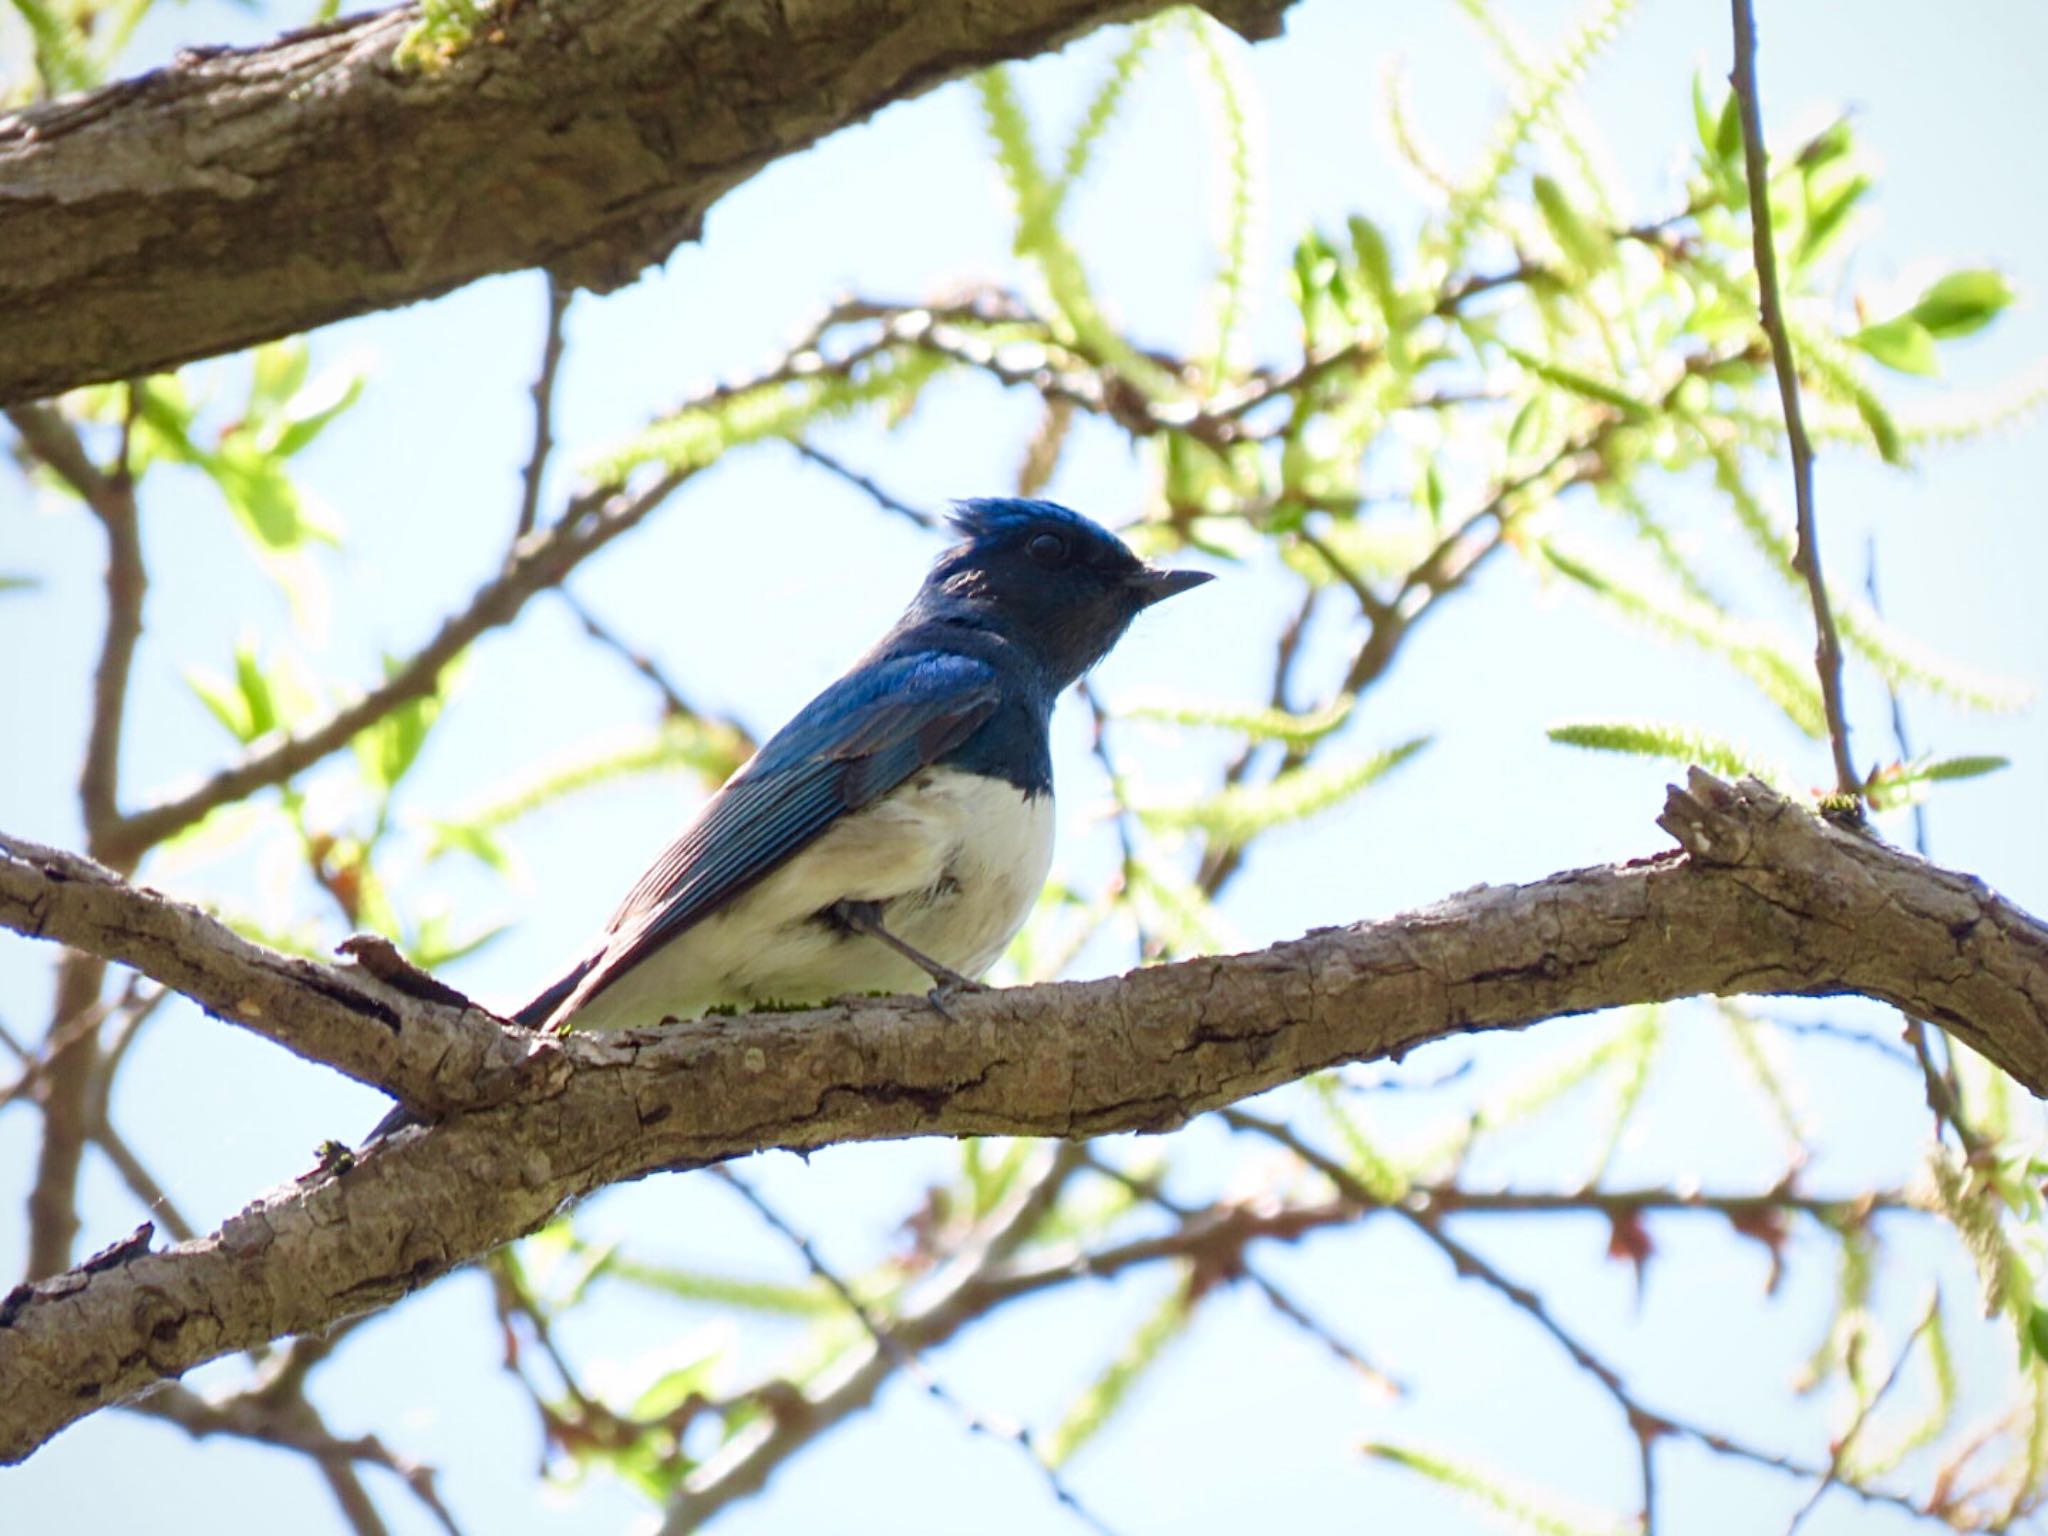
xmin=946 ymin=497 xmax=1110 ymax=544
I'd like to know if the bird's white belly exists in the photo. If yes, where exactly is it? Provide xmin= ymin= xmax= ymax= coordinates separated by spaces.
xmin=567 ymin=768 xmax=1055 ymax=1030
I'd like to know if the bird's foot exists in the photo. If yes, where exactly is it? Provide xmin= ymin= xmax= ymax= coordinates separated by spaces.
xmin=829 ymin=899 xmax=985 ymax=1014
xmin=924 ymin=973 xmax=988 ymax=1023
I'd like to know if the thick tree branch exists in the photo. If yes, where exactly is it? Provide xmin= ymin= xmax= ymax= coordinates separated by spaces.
xmin=0 ymin=0 xmax=1296 ymax=406
xmin=0 ymin=773 xmax=2044 ymax=1460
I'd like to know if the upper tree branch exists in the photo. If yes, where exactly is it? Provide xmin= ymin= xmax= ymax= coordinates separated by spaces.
xmin=1 ymin=773 xmax=2045 ymax=1459
xmin=0 ymin=0 xmax=1297 ymax=406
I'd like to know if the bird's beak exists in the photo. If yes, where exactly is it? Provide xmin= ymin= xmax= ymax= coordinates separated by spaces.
xmin=1124 ymin=566 xmax=1214 ymax=607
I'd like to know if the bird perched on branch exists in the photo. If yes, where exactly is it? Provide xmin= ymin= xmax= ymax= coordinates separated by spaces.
xmin=370 ymin=498 xmax=1208 ymax=1135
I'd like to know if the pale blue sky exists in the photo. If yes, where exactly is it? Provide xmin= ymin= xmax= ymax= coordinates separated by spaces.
xmin=4 ymin=2 xmax=2045 ymax=1533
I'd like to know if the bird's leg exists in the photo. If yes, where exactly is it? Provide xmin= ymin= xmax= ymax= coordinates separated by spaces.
xmin=828 ymin=899 xmax=986 ymax=1017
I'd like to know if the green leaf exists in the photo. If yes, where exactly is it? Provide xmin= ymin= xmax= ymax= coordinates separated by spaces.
xmin=129 ymin=378 xmax=205 ymax=471
xmin=2027 ymin=1306 xmax=2048 ymax=1369
xmin=425 ymin=819 xmax=513 ymax=874
xmin=1852 ymin=385 xmax=1906 ymax=465
xmin=233 ymin=644 xmax=280 ymax=739
xmin=1052 ymin=16 xmax=1166 ymax=209
xmin=1850 ymin=317 xmax=1939 ymax=377
xmin=1546 ymin=720 xmax=1779 ymax=783
xmin=592 ymin=347 xmax=949 ymax=481
xmin=0 ymin=573 xmax=41 ymax=597
xmin=1347 ymin=214 xmax=1400 ymax=321
xmin=1314 ymin=1074 xmax=1407 ymax=1202
xmin=1505 ymin=395 xmax=1550 ymax=462
xmin=1042 ymin=1279 xmax=1193 ymax=1467
xmin=598 ymin=1259 xmax=839 ymax=1317
xmin=1128 ymin=863 xmax=1238 ymax=958
xmin=1365 ymin=1442 xmax=1635 ymax=1536
xmin=1714 ymin=88 xmax=1744 ymax=169
xmin=1136 ymin=738 xmax=1428 ymax=848
xmin=10 ymin=0 xmax=96 ymax=94
xmin=1541 ymin=544 xmax=1827 ymax=736
xmin=628 ymin=1348 xmax=724 ymax=1423
xmin=1501 ymin=344 xmax=1651 ymax=420
xmin=353 ymin=683 xmax=441 ymax=793
xmin=1442 ymin=0 xmax=1637 ymax=262
xmin=1532 ymin=174 xmax=1612 ymax=277
xmin=1185 ymin=11 xmax=1257 ymax=379
xmin=271 ymin=371 xmax=367 ymax=459
xmin=208 ymin=448 xmax=317 ymax=550
xmin=1909 ymin=269 xmax=2015 ymax=340
xmin=1799 ymin=170 xmax=1869 ymax=265
xmin=1690 ymin=74 xmax=1719 ymax=163
xmin=406 ymin=914 xmax=505 ymax=971
xmin=1118 ymin=692 xmax=1355 ymax=746
xmin=249 ymin=341 xmax=311 ymax=415
xmin=1919 ymin=753 xmax=2011 ymax=783
xmin=186 ymin=668 xmax=253 ymax=742
xmin=454 ymin=715 xmax=751 ymax=837
xmin=1865 ymin=754 xmax=2009 ymax=811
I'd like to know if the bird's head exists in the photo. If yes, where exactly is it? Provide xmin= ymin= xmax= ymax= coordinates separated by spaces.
xmin=920 ymin=498 xmax=1212 ymax=690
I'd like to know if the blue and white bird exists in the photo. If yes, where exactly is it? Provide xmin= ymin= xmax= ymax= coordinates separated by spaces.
xmin=499 ymin=499 xmax=1207 ymax=1047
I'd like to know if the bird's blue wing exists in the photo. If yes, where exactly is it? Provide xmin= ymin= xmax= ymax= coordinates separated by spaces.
xmin=570 ymin=650 xmax=1001 ymax=1008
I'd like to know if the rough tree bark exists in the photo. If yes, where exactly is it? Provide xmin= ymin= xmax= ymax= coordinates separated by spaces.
xmin=1 ymin=773 xmax=2044 ymax=1462
xmin=0 ymin=0 xmax=1297 ymax=406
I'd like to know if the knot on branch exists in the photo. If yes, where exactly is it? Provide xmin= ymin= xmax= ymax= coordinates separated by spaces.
xmin=1655 ymin=769 xmax=1791 ymax=868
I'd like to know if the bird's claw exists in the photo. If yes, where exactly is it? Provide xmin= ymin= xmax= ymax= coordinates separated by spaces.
xmin=925 ymin=973 xmax=987 ymax=1022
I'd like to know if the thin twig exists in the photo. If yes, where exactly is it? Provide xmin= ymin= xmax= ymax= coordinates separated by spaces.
xmin=1729 ymin=0 xmax=1858 ymax=797
xmin=135 ymin=1383 xmax=461 ymax=1536
xmin=1076 ymin=680 xmax=1154 ymax=958
xmin=709 ymin=1164 xmax=1122 ymax=1536
xmin=513 ymin=274 xmax=572 ymax=545
xmin=789 ymin=439 xmax=938 ymax=528
xmin=1862 ymin=542 xmax=1971 ymax=1147
xmin=1784 ymin=1296 xmax=1940 ymax=1535
xmin=665 ymin=1147 xmax=1089 ymax=1532
xmin=86 ymin=1118 xmax=195 ymax=1243
xmin=6 ymin=400 xmax=144 ymax=1279
xmin=105 ymin=466 xmax=692 ymax=858
xmin=1076 ymin=1148 xmax=1404 ymax=1395
xmin=1293 ymin=523 xmax=1391 ymax=624
xmin=554 ymin=586 xmax=706 ymax=723
xmin=1222 ymin=1109 xmax=1938 ymax=1531
xmin=1864 ymin=546 xmax=1927 ymax=857
xmin=1762 ymin=1013 xmax=1918 ymax=1070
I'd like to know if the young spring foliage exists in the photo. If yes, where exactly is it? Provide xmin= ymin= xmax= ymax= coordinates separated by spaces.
xmin=9 ymin=0 xmax=2044 ymax=1530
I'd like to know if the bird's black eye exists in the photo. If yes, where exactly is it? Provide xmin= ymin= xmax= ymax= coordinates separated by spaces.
xmin=1026 ymin=533 xmax=1068 ymax=565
